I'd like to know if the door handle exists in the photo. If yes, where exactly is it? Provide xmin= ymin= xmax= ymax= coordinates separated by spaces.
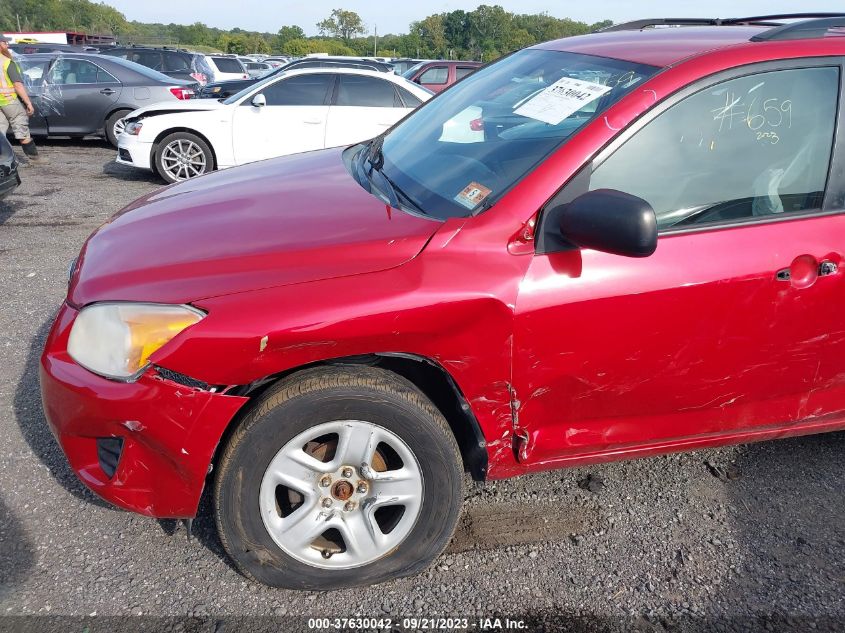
xmin=776 ymin=256 xmax=839 ymax=288
xmin=100 ymin=88 xmax=116 ymax=95
xmin=303 ymin=120 xmax=322 ymax=125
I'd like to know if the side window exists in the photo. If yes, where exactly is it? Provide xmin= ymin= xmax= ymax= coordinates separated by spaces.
xmin=589 ymin=67 xmax=839 ymax=229
xmin=48 ymin=59 xmax=102 ymax=85
xmin=398 ymin=86 xmax=422 ymax=107
xmin=131 ymin=51 xmax=163 ymax=70
xmin=96 ymin=68 xmax=118 ymax=83
xmin=261 ymin=74 xmax=333 ymax=106
xmin=19 ymin=60 xmax=51 ymax=86
xmin=164 ymin=54 xmax=191 ymax=72
xmin=418 ymin=66 xmax=448 ymax=85
xmin=336 ymin=75 xmax=397 ymax=107
xmin=455 ymin=66 xmax=476 ymax=80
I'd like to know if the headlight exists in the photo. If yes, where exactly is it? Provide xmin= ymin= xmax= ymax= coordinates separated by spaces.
xmin=211 ymin=86 xmax=222 ymax=93
xmin=124 ymin=120 xmax=143 ymax=136
xmin=67 ymin=303 xmax=205 ymax=380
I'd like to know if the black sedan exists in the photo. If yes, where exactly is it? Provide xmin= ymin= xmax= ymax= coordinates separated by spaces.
xmin=0 ymin=134 xmax=20 ymax=198
xmin=19 ymin=53 xmax=198 ymax=146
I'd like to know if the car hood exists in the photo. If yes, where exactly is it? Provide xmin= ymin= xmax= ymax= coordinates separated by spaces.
xmin=69 ymin=148 xmax=441 ymax=306
xmin=128 ymin=98 xmax=227 ymax=118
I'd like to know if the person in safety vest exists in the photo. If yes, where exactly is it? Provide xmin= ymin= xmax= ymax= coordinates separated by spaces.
xmin=0 ymin=35 xmax=39 ymax=161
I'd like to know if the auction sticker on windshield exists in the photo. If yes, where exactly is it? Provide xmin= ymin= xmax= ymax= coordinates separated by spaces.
xmin=514 ymin=76 xmax=612 ymax=125
xmin=454 ymin=182 xmax=492 ymax=210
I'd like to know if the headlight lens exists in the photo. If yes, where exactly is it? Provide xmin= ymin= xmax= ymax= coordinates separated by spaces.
xmin=124 ymin=121 xmax=143 ymax=136
xmin=67 ymin=303 xmax=205 ymax=380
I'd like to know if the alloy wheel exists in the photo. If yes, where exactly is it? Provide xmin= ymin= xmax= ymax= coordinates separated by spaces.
xmin=160 ymin=138 xmax=207 ymax=181
xmin=258 ymin=419 xmax=423 ymax=569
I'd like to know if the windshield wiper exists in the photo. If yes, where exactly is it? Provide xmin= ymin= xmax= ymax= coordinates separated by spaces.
xmin=362 ymin=135 xmax=427 ymax=215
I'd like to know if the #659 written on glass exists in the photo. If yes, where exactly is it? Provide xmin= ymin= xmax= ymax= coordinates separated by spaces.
xmin=711 ymin=81 xmax=792 ymax=145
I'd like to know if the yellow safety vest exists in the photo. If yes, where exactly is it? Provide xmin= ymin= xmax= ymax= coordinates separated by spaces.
xmin=0 ymin=57 xmax=19 ymax=106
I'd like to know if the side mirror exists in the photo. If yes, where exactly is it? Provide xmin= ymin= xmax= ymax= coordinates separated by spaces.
xmin=251 ymin=93 xmax=266 ymax=107
xmin=556 ymin=189 xmax=657 ymax=258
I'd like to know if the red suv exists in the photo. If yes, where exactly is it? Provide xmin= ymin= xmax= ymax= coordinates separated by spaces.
xmin=402 ymin=59 xmax=482 ymax=92
xmin=41 ymin=14 xmax=845 ymax=590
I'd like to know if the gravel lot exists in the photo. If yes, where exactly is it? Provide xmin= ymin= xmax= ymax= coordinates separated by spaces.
xmin=0 ymin=140 xmax=843 ymax=632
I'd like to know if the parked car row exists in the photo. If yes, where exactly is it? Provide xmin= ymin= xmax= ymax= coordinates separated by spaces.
xmin=12 ymin=48 xmax=480 ymax=154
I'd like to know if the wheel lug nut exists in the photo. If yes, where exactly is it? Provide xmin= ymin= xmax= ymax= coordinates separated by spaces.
xmin=344 ymin=501 xmax=356 ymax=511
xmin=341 ymin=467 xmax=354 ymax=478
xmin=321 ymin=498 xmax=333 ymax=508
xmin=319 ymin=476 xmax=332 ymax=488
xmin=356 ymin=483 xmax=368 ymax=494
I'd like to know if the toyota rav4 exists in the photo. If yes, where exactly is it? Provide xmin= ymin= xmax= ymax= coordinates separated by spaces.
xmin=41 ymin=14 xmax=845 ymax=590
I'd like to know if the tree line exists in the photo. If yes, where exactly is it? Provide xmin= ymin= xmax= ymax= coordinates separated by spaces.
xmin=0 ymin=1 xmax=613 ymax=60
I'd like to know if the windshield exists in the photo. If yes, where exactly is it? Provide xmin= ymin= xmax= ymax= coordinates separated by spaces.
xmin=378 ymin=49 xmax=658 ymax=219
xmin=402 ymin=62 xmax=427 ymax=79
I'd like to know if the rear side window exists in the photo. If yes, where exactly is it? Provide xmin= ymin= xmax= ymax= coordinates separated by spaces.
xmin=589 ymin=67 xmax=840 ymax=229
xmin=211 ymin=57 xmax=245 ymax=73
xmin=336 ymin=75 xmax=396 ymax=107
xmin=419 ymin=66 xmax=448 ymax=84
xmin=163 ymin=54 xmax=191 ymax=72
xmin=397 ymin=86 xmax=422 ymax=107
xmin=455 ymin=66 xmax=477 ymax=80
xmin=129 ymin=51 xmax=163 ymax=71
xmin=97 ymin=68 xmax=118 ymax=83
xmin=261 ymin=74 xmax=333 ymax=106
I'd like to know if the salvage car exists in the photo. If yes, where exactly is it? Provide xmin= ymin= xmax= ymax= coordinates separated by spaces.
xmin=42 ymin=14 xmax=845 ymax=590
xmin=98 ymin=46 xmax=217 ymax=85
xmin=117 ymin=67 xmax=430 ymax=182
xmin=21 ymin=53 xmax=197 ymax=146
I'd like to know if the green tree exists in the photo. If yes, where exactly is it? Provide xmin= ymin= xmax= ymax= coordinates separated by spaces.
xmin=277 ymin=25 xmax=305 ymax=50
xmin=316 ymin=8 xmax=365 ymax=43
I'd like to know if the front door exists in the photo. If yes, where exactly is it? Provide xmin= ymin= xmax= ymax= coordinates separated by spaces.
xmin=17 ymin=57 xmax=50 ymax=134
xmin=513 ymin=63 xmax=845 ymax=464
xmin=232 ymin=73 xmax=333 ymax=164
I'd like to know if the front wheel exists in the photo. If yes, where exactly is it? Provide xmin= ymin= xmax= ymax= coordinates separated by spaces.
xmin=104 ymin=109 xmax=131 ymax=147
xmin=214 ymin=366 xmax=464 ymax=590
xmin=154 ymin=131 xmax=213 ymax=183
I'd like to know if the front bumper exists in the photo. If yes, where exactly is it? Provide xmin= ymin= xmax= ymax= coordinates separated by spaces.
xmin=0 ymin=157 xmax=20 ymax=198
xmin=116 ymin=134 xmax=153 ymax=170
xmin=39 ymin=303 xmax=248 ymax=518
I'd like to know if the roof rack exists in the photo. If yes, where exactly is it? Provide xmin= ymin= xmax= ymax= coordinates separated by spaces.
xmin=751 ymin=15 xmax=845 ymax=41
xmin=605 ymin=13 xmax=845 ymax=33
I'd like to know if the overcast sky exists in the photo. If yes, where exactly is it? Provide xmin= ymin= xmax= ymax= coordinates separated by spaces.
xmin=102 ymin=1 xmax=845 ymax=36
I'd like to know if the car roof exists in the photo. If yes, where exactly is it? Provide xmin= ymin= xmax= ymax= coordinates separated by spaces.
xmin=535 ymin=26 xmax=773 ymax=67
xmin=281 ymin=67 xmax=409 ymax=82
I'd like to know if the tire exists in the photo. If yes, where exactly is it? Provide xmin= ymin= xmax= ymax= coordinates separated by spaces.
xmin=104 ymin=109 xmax=132 ymax=147
xmin=214 ymin=366 xmax=464 ymax=590
xmin=153 ymin=131 xmax=213 ymax=183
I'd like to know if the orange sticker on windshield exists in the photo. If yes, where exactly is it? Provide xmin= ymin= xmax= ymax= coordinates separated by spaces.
xmin=454 ymin=182 xmax=492 ymax=210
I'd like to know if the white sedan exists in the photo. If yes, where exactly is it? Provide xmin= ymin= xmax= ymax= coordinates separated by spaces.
xmin=116 ymin=68 xmax=432 ymax=183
